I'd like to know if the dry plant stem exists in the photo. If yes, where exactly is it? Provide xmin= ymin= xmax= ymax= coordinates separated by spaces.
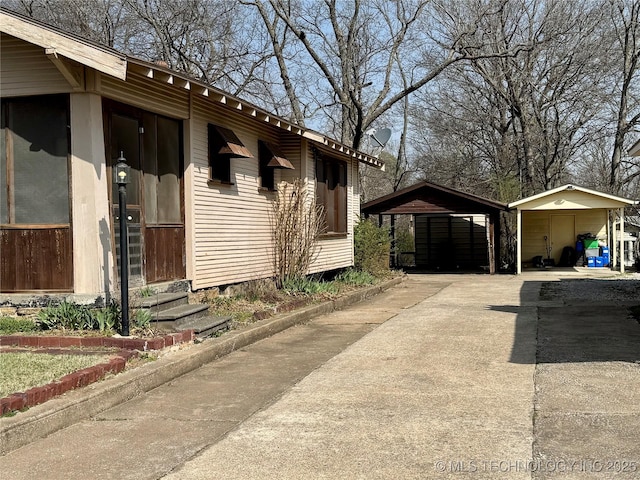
xmin=271 ymin=179 xmax=324 ymax=287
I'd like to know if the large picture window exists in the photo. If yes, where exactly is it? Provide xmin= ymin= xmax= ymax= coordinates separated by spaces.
xmin=316 ymin=154 xmax=347 ymax=234
xmin=1 ymin=95 xmax=70 ymax=225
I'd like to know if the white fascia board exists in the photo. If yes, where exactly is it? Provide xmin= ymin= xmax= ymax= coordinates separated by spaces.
xmin=1 ymin=11 xmax=127 ymax=80
xmin=508 ymin=184 xmax=638 ymax=209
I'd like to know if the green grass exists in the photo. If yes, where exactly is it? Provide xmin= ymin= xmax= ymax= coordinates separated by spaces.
xmin=0 ymin=352 xmax=111 ymax=398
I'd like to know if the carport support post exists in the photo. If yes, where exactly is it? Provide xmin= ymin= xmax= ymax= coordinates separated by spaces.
xmin=516 ymin=209 xmax=522 ymax=274
xmin=488 ymin=213 xmax=496 ymax=274
xmin=390 ymin=214 xmax=396 ymax=268
xmin=620 ymin=208 xmax=625 ymax=273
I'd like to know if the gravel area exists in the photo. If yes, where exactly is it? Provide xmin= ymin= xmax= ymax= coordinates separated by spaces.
xmin=539 ymin=273 xmax=640 ymax=303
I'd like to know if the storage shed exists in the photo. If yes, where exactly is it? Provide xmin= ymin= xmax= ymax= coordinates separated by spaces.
xmin=508 ymin=185 xmax=638 ymax=273
xmin=361 ymin=181 xmax=507 ymax=274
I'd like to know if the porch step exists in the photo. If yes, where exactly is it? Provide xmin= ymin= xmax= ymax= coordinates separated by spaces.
xmin=138 ymin=292 xmax=229 ymax=338
xmin=151 ymin=303 xmax=210 ymax=323
xmin=139 ymin=292 xmax=189 ymax=313
xmin=173 ymin=315 xmax=232 ymax=338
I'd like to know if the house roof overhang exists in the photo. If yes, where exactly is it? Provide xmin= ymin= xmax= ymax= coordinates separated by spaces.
xmin=361 ymin=181 xmax=508 ymax=216
xmin=0 ymin=8 xmax=126 ymax=79
xmin=628 ymin=139 xmax=640 ymax=157
xmin=0 ymin=7 xmax=383 ymax=170
xmin=507 ymin=184 xmax=638 ymax=211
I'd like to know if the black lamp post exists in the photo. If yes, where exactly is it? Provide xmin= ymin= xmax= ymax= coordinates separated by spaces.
xmin=114 ymin=152 xmax=131 ymax=336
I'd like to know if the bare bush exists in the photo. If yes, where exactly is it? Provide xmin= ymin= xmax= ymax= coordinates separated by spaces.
xmin=271 ymin=179 xmax=325 ymax=287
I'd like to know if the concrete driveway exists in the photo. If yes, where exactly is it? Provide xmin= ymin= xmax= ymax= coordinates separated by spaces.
xmin=163 ymin=273 xmax=640 ymax=480
xmin=2 ymin=273 xmax=639 ymax=479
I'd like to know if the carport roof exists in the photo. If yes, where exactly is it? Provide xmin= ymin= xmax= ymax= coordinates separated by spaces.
xmin=508 ymin=184 xmax=638 ymax=211
xmin=361 ymin=181 xmax=507 ymax=216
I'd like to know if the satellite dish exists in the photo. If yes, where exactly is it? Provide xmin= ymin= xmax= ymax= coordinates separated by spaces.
xmin=366 ymin=127 xmax=391 ymax=148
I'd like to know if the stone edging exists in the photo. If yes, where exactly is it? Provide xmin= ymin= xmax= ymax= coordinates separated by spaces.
xmin=0 ymin=350 xmax=137 ymax=416
xmin=0 ymin=331 xmax=195 ymax=350
xmin=0 ymin=332 xmax=195 ymax=415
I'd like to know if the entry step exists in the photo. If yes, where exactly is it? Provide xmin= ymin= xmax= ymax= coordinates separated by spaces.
xmin=139 ymin=292 xmax=189 ymax=313
xmin=174 ymin=316 xmax=232 ymax=338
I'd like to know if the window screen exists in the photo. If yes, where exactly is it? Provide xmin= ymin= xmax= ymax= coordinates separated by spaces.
xmin=156 ymin=116 xmax=181 ymax=223
xmin=143 ymin=113 xmax=158 ymax=224
xmin=143 ymin=114 xmax=181 ymax=224
xmin=111 ymin=113 xmax=141 ymax=207
xmin=4 ymin=96 xmax=70 ymax=225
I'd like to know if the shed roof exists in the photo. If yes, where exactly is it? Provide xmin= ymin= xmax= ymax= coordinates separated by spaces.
xmin=508 ymin=184 xmax=638 ymax=211
xmin=0 ymin=7 xmax=383 ymax=169
xmin=361 ymin=181 xmax=508 ymax=216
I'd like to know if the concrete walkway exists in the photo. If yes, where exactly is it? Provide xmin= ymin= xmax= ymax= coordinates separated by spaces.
xmin=2 ymin=273 xmax=639 ymax=479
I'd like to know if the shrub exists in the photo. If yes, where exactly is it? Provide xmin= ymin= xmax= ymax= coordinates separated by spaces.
xmin=282 ymin=275 xmax=338 ymax=295
xmin=0 ymin=316 xmax=39 ymax=334
xmin=37 ymin=301 xmax=97 ymax=331
xmin=95 ymin=301 xmax=121 ymax=333
xmin=138 ymin=286 xmax=157 ymax=298
xmin=354 ymin=218 xmax=390 ymax=276
xmin=271 ymin=179 xmax=324 ymax=287
xmin=395 ymin=227 xmax=415 ymax=267
xmin=334 ymin=268 xmax=375 ymax=286
xmin=133 ymin=309 xmax=152 ymax=330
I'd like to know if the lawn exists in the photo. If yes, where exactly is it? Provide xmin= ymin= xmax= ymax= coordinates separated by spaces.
xmin=0 ymin=352 xmax=111 ymax=398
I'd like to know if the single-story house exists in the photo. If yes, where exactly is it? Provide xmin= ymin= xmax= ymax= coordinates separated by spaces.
xmin=361 ymin=181 xmax=508 ymax=274
xmin=0 ymin=9 xmax=383 ymax=299
xmin=615 ymin=216 xmax=639 ymax=268
xmin=508 ymin=184 xmax=638 ymax=273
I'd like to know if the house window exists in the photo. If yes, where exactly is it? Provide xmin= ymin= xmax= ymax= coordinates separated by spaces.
xmin=259 ymin=140 xmax=294 ymax=191
xmin=316 ymin=154 xmax=347 ymax=234
xmin=1 ymin=94 xmax=70 ymax=225
xmin=208 ymin=124 xmax=253 ymax=184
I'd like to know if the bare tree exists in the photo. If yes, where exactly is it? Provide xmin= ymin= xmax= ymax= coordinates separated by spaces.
xmin=607 ymin=0 xmax=640 ymax=194
xmin=412 ymin=0 xmax=612 ymax=198
xmin=10 ymin=0 xmax=132 ymax=47
xmin=244 ymin=0 xmax=532 ymax=150
xmin=123 ymin=0 xmax=274 ymax=97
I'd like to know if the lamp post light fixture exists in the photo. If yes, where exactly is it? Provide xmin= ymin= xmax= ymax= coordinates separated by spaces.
xmin=114 ymin=152 xmax=131 ymax=336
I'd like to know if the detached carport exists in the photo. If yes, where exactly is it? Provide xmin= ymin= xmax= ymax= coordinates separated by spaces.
xmin=361 ymin=181 xmax=507 ymax=274
xmin=508 ymin=184 xmax=639 ymax=274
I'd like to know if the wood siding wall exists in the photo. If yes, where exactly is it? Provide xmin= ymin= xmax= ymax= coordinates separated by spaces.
xmin=521 ymin=209 xmax=607 ymax=264
xmin=1 ymin=227 xmax=73 ymax=291
xmin=98 ymin=71 xmax=190 ymax=119
xmin=98 ymin=72 xmax=358 ymax=290
xmin=0 ymin=33 xmax=74 ymax=97
xmin=145 ymin=226 xmax=185 ymax=283
xmin=190 ymin=95 xmax=305 ymax=289
xmin=308 ymin=144 xmax=358 ymax=274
